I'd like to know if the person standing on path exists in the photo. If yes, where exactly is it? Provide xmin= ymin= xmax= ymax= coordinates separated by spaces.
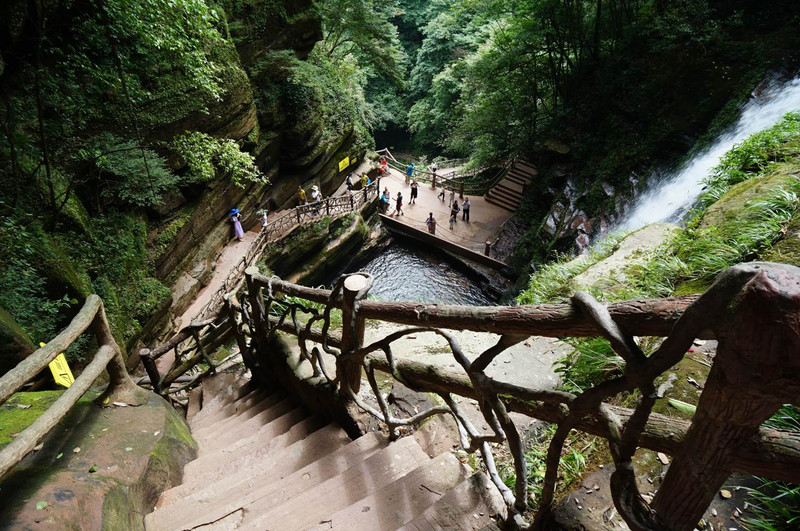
xmin=395 ymin=192 xmax=404 ymax=216
xmin=405 ymin=163 xmax=414 ymax=184
xmin=298 ymin=186 xmax=307 ymax=205
xmin=438 ymin=186 xmax=445 ymax=202
xmin=229 ymin=208 xmax=244 ymax=241
xmin=361 ymin=173 xmax=368 ymax=188
xmin=310 ymin=185 xmax=322 ymax=215
xmin=449 ymin=200 xmax=460 ymax=230
xmin=380 ymin=189 xmax=390 ymax=213
xmin=426 ymin=212 xmax=436 ymax=234
xmin=448 ymin=188 xmax=455 ymax=208
xmin=410 ymin=180 xmax=419 ymax=204
xmin=462 ymin=197 xmax=471 ymax=221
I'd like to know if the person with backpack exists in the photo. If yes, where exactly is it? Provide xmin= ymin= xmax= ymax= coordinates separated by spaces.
xmin=394 ymin=192 xmax=404 ymax=216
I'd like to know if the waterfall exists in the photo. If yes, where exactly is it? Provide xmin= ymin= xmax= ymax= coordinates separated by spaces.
xmin=619 ymin=76 xmax=800 ymax=232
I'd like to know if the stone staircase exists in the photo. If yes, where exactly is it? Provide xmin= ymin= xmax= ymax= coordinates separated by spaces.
xmin=144 ymin=373 xmax=505 ymax=530
xmin=484 ymin=161 xmax=537 ymax=212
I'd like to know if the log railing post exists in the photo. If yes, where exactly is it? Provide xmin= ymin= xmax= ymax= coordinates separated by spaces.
xmin=651 ymin=264 xmax=800 ymax=530
xmin=296 ymin=208 xmax=301 ymax=224
xmin=245 ymin=266 xmax=266 ymax=349
xmin=459 ymin=181 xmax=464 ymax=199
xmin=338 ymin=274 xmax=368 ymax=394
xmin=432 ymin=172 xmax=437 ymax=189
xmin=140 ymin=348 xmax=162 ymax=395
xmin=485 ymin=241 xmax=491 ymax=256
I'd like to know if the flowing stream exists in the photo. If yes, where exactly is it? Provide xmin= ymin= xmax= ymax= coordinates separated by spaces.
xmin=619 ymin=76 xmax=800 ymax=231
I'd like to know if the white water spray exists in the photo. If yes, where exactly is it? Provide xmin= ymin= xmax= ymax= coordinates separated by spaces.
xmin=619 ymin=76 xmax=800 ymax=232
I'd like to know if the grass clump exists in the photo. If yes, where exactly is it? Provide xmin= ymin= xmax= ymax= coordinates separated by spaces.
xmin=516 ymin=234 xmax=625 ymax=305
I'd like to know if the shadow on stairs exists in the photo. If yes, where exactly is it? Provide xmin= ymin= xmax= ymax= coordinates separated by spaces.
xmin=144 ymin=373 xmax=505 ymax=530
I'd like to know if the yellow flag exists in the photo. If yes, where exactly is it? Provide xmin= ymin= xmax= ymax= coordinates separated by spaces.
xmin=40 ymin=342 xmax=75 ymax=388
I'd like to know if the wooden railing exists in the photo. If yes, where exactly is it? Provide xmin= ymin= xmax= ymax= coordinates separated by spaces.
xmin=139 ymin=181 xmax=380 ymax=396
xmin=229 ymin=262 xmax=800 ymax=530
xmin=376 ymin=148 xmax=512 ymax=197
xmin=0 ymin=295 xmax=149 ymax=479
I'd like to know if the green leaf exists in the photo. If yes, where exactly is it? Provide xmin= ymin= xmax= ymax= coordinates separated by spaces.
xmin=36 ymin=501 xmax=48 ymax=510
xmin=668 ymin=398 xmax=697 ymax=415
xmin=88 ymin=465 xmax=98 ymax=473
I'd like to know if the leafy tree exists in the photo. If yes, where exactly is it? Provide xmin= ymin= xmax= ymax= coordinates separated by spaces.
xmin=172 ymin=132 xmax=267 ymax=187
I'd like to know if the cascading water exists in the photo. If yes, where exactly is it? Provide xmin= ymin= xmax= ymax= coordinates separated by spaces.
xmin=619 ymin=76 xmax=800 ymax=232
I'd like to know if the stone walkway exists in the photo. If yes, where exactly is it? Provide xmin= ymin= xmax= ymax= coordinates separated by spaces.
xmin=373 ymin=167 xmax=514 ymax=256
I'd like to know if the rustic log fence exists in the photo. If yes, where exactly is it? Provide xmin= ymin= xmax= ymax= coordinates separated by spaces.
xmin=376 ymin=147 xmax=511 ymax=197
xmin=139 ymin=181 xmax=380 ymax=396
xmin=227 ymin=262 xmax=800 ymax=530
xmin=0 ymin=295 xmax=149 ymax=480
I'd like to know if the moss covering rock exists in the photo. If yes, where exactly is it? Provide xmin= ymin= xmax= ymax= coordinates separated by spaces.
xmin=0 ymin=391 xmax=196 ymax=529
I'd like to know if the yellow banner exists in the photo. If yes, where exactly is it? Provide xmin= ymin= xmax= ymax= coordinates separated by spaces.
xmin=338 ymin=156 xmax=350 ymax=172
xmin=40 ymin=342 xmax=75 ymax=388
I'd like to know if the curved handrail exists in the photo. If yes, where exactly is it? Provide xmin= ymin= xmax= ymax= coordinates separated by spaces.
xmin=236 ymin=263 xmax=800 ymax=529
xmin=0 ymin=295 xmax=148 ymax=479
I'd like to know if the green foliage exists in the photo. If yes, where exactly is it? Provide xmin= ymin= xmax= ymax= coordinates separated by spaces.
xmin=516 ymin=234 xmax=624 ymax=305
xmin=0 ymin=217 xmax=77 ymax=344
xmin=172 ymin=132 xmax=266 ymax=187
xmin=555 ymin=338 xmax=625 ymax=393
xmin=695 ymin=113 xmax=800 ymax=211
xmin=79 ymin=133 xmax=177 ymax=207
xmin=495 ymin=424 xmax=594 ymax=510
xmin=741 ymin=481 xmax=800 ymax=531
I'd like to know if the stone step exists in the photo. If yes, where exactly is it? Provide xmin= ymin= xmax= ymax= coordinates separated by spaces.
xmin=484 ymin=191 xmax=519 ymax=212
xmin=189 ymin=386 xmax=267 ymax=429
xmin=398 ymin=472 xmax=507 ymax=531
xmin=505 ymin=170 xmax=533 ymax=186
xmin=238 ymin=434 xmax=431 ymax=531
xmin=495 ymin=180 xmax=524 ymax=195
xmin=188 ymin=373 xmax=244 ymax=425
xmin=307 ymin=452 xmax=471 ymax=530
xmin=191 ymin=387 xmax=272 ymax=430
xmin=160 ymin=419 xmax=342 ymax=508
xmin=146 ymin=430 xmax=393 ymax=530
xmin=191 ymin=391 xmax=278 ymax=437
xmin=514 ymin=160 xmax=537 ymax=175
xmin=196 ymin=396 xmax=295 ymax=451
xmin=186 ymin=386 xmax=202 ymax=423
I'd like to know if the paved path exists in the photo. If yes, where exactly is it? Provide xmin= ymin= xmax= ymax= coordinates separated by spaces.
xmin=374 ymin=167 xmax=514 ymax=255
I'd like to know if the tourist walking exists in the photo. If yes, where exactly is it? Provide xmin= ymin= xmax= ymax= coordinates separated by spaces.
xmin=311 ymin=185 xmax=322 ymax=215
xmin=345 ymin=173 xmax=353 ymax=190
xmin=298 ymin=186 xmax=307 ymax=205
xmin=426 ymin=212 xmax=436 ymax=234
xmin=258 ymin=208 xmax=268 ymax=228
xmin=448 ymin=188 xmax=455 ymax=208
xmin=462 ymin=197 xmax=471 ymax=221
xmin=438 ymin=186 xmax=445 ymax=202
xmin=229 ymin=208 xmax=244 ymax=241
xmin=410 ymin=180 xmax=419 ymax=204
xmin=405 ymin=163 xmax=414 ymax=184
xmin=394 ymin=192 xmax=404 ymax=216
xmin=431 ymin=161 xmax=437 ymax=175
xmin=361 ymin=173 xmax=368 ymax=188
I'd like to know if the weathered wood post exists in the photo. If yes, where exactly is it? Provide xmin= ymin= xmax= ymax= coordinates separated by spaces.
xmin=363 ymin=185 xmax=368 ymax=203
xmin=295 ymin=207 xmax=301 ymax=224
xmin=349 ymin=194 xmax=354 ymax=211
xmin=432 ymin=172 xmax=437 ymax=189
xmin=139 ymin=349 xmax=162 ymax=394
xmin=459 ymin=181 xmax=464 ymax=199
xmin=326 ymin=198 xmax=330 ymax=216
xmin=485 ymin=241 xmax=492 ymax=256
xmin=651 ymin=263 xmax=800 ymax=530
xmin=245 ymin=266 xmax=265 ymax=347
xmin=339 ymin=274 xmax=368 ymax=395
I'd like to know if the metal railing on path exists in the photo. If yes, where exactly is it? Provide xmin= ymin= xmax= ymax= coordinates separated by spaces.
xmin=228 ymin=261 xmax=800 ymax=530
xmin=0 ymin=295 xmax=149 ymax=479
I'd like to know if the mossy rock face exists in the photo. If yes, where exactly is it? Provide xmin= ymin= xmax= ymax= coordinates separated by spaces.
xmin=762 ymin=203 xmax=800 ymax=268
xmin=699 ymin=172 xmax=796 ymax=230
xmin=0 ymin=391 xmax=196 ymax=529
xmin=293 ymin=214 xmax=370 ymax=286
